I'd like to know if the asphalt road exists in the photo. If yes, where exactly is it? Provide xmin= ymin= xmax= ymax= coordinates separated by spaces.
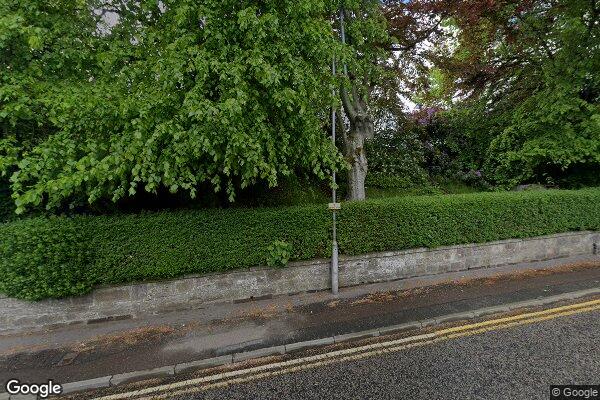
xmin=178 ymin=309 xmax=600 ymax=400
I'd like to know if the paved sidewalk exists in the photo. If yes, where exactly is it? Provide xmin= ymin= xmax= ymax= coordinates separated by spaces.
xmin=1 ymin=256 xmax=599 ymax=391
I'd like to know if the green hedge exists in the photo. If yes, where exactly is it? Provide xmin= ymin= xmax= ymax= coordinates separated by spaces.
xmin=0 ymin=206 xmax=331 ymax=300
xmin=0 ymin=217 xmax=93 ymax=300
xmin=337 ymin=189 xmax=600 ymax=255
xmin=1 ymin=189 xmax=599 ymax=300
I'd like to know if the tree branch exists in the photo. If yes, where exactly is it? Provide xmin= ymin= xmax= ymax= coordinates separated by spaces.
xmin=340 ymin=84 xmax=357 ymax=121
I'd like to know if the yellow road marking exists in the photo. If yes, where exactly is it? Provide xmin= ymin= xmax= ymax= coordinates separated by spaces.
xmin=437 ymin=298 xmax=600 ymax=336
xmin=91 ymin=298 xmax=600 ymax=400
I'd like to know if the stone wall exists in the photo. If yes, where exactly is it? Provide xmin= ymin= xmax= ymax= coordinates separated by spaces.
xmin=1 ymin=231 xmax=598 ymax=333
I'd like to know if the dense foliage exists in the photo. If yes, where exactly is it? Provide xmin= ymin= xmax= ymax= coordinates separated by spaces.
xmin=365 ymin=121 xmax=430 ymax=190
xmin=2 ymin=0 xmax=598 ymax=302
xmin=0 ymin=0 xmax=393 ymax=214
xmin=430 ymin=0 xmax=600 ymax=187
xmin=0 ymin=180 xmax=15 ymax=222
xmin=0 ymin=217 xmax=93 ymax=300
xmin=359 ymin=0 xmax=600 ymax=190
xmin=2 ymin=188 xmax=599 ymax=300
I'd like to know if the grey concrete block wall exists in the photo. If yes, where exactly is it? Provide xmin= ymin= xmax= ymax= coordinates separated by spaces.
xmin=1 ymin=231 xmax=598 ymax=333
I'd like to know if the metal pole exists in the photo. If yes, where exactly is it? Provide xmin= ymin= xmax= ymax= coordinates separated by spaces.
xmin=330 ymin=6 xmax=348 ymax=295
xmin=331 ymin=56 xmax=339 ymax=295
xmin=339 ymin=8 xmax=348 ymax=76
xmin=330 ymin=6 xmax=349 ymax=295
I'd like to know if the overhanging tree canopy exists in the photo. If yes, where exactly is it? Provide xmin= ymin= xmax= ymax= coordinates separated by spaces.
xmin=428 ymin=0 xmax=600 ymax=186
xmin=2 ymin=0 xmax=388 ymax=213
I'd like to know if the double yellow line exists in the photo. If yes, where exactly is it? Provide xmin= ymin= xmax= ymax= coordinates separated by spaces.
xmin=93 ymin=298 xmax=600 ymax=400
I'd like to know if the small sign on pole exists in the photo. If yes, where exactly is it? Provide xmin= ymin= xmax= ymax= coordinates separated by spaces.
xmin=328 ymin=202 xmax=341 ymax=211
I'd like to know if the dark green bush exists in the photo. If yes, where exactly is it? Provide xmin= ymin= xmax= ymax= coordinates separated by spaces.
xmin=0 ymin=217 xmax=94 ymax=300
xmin=0 ymin=205 xmax=332 ymax=299
xmin=365 ymin=126 xmax=431 ymax=189
xmin=0 ymin=180 xmax=16 ymax=223
xmin=365 ymin=173 xmax=430 ymax=190
xmin=266 ymin=240 xmax=293 ymax=268
xmin=86 ymin=206 xmax=331 ymax=284
xmin=338 ymin=189 xmax=600 ymax=254
xmin=1 ymin=189 xmax=599 ymax=300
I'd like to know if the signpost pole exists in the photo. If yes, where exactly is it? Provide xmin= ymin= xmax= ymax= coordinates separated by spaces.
xmin=331 ymin=56 xmax=339 ymax=295
xmin=330 ymin=6 xmax=348 ymax=295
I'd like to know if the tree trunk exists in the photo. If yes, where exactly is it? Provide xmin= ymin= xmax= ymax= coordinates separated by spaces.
xmin=336 ymin=7 xmax=376 ymax=201
xmin=345 ymin=127 xmax=368 ymax=201
xmin=339 ymin=85 xmax=374 ymax=201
